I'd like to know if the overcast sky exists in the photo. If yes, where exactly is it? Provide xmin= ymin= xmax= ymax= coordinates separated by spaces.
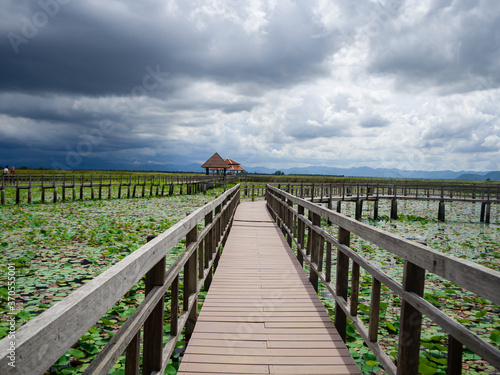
xmin=1 ymin=0 xmax=499 ymax=172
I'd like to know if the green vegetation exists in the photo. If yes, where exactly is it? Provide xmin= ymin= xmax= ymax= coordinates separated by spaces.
xmin=317 ymin=199 xmax=499 ymax=374
xmin=0 ymin=178 xmax=498 ymax=374
xmin=0 ymin=187 xmax=229 ymax=374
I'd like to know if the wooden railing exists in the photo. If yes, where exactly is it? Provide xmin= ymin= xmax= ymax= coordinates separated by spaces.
xmin=241 ymin=183 xmax=266 ymax=201
xmin=273 ymin=182 xmax=499 ymax=223
xmin=0 ymin=184 xmax=240 ymax=375
xmin=266 ymin=185 xmax=500 ymax=375
xmin=0 ymin=174 xmax=238 ymax=204
xmin=278 ymin=182 xmax=500 ymax=202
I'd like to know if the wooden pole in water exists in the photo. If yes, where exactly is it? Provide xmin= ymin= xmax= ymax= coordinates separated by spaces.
xmin=108 ymin=175 xmax=112 ymax=199
xmin=53 ymin=175 xmax=57 ymax=203
xmin=355 ymin=199 xmax=363 ymax=221
xmin=28 ymin=176 xmax=32 ymax=204
xmin=438 ymin=200 xmax=445 ymax=222
xmin=80 ymin=175 xmax=84 ymax=200
xmin=98 ymin=175 xmax=102 ymax=200
xmin=1 ymin=175 xmax=4 ymax=205
xmin=41 ymin=175 xmax=45 ymax=203
xmin=72 ymin=176 xmax=76 ymax=201
xmin=480 ymin=202 xmax=486 ymax=223
xmin=391 ymin=198 xmax=398 ymax=220
xmin=62 ymin=175 xmax=66 ymax=202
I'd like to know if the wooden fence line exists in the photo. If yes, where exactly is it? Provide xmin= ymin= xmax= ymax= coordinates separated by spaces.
xmin=0 ymin=174 xmax=238 ymax=205
xmin=279 ymin=181 xmax=500 ymax=201
xmin=273 ymin=182 xmax=499 ymax=223
xmin=266 ymin=185 xmax=500 ymax=375
xmin=0 ymin=184 xmax=240 ymax=375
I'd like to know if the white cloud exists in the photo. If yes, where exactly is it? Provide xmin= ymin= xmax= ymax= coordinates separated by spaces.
xmin=0 ymin=0 xmax=499 ymax=172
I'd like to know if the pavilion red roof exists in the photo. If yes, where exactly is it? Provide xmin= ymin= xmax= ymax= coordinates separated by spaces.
xmin=224 ymin=158 xmax=240 ymax=166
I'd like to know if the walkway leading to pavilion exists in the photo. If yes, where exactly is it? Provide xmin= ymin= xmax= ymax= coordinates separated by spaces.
xmin=177 ymin=201 xmax=361 ymax=375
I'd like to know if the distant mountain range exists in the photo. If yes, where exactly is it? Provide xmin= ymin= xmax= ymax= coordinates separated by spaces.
xmin=454 ymin=171 xmax=500 ymax=181
xmin=155 ymin=163 xmax=499 ymax=181
xmin=52 ymin=159 xmax=498 ymax=180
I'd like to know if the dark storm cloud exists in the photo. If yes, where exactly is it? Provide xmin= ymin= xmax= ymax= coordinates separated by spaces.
xmin=0 ymin=0 xmax=499 ymax=172
xmin=367 ymin=0 xmax=500 ymax=93
xmin=0 ymin=0 xmax=338 ymax=97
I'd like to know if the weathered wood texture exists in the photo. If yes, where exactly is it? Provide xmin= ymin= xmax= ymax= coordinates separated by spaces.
xmin=266 ymin=185 xmax=500 ymax=374
xmin=177 ymin=201 xmax=361 ymax=375
xmin=0 ymin=185 xmax=240 ymax=375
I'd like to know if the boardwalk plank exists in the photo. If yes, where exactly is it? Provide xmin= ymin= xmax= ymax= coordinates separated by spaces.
xmin=177 ymin=201 xmax=361 ymax=375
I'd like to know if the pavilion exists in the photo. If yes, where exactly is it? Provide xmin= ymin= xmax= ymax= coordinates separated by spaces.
xmin=224 ymin=158 xmax=245 ymax=175
xmin=201 ymin=152 xmax=229 ymax=175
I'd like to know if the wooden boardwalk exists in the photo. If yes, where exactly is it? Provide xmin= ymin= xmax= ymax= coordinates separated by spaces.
xmin=178 ymin=201 xmax=361 ymax=375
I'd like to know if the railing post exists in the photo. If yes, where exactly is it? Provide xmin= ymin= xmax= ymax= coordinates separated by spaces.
xmin=447 ymin=335 xmax=463 ymax=375
xmin=350 ymin=262 xmax=360 ymax=317
xmin=170 ymin=275 xmax=179 ymax=339
xmin=297 ymin=205 xmax=305 ymax=266
xmin=143 ymin=246 xmax=166 ymax=374
xmin=309 ymin=212 xmax=321 ymax=292
xmin=213 ymin=203 xmax=222 ymax=270
xmin=306 ymin=211 xmax=312 ymax=256
xmin=286 ymin=199 xmax=293 ymax=246
xmin=184 ymin=225 xmax=198 ymax=341
xmin=335 ymin=227 xmax=350 ymax=342
xmin=325 ymin=241 xmax=332 ymax=283
xmin=279 ymin=194 xmax=287 ymax=237
xmin=369 ymin=277 xmax=381 ymax=343
xmin=397 ymin=261 xmax=425 ymax=375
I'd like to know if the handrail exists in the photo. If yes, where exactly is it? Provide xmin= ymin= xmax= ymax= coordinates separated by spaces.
xmin=0 ymin=184 xmax=240 ymax=375
xmin=275 ymin=182 xmax=500 ymax=202
xmin=266 ymin=185 xmax=500 ymax=375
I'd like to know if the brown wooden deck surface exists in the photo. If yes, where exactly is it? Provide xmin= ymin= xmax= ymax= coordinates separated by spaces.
xmin=177 ymin=201 xmax=361 ymax=375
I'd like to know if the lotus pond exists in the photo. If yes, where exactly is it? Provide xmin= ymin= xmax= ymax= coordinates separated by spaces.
xmin=0 ymin=190 xmax=499 ymax=374
xmin=318 ymin=199 xmax=500 ymax=375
